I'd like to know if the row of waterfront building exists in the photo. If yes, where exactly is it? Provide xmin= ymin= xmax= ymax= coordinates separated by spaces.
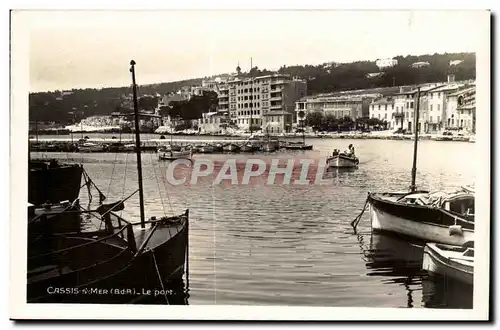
xmin=63 ymin=67 xmax=476 ymax=135
xmin=193 ymin=71 xmax=476 ymax=135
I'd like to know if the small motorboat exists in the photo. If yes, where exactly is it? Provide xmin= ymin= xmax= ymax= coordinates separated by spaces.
xmin=422 ymin=242 xmax=474 ymax=285
xmin=240 ymin=143 xmax=255 ymax=153
xmin=223 ymin=143 xmax=240 ymax=153
xmin=213 ymin=143 xmax=224 ymax=153
xmin=78 ymin=142 xmax=106 ymax=153
xmin=199 ymin=145 xmax=215 ymax=154
xmin=327 ymin=150 xmax=359 ymax=168
xmin=284 ymin=141 xmax=313 ymax=150
xmin=159 ymin=149 xmax=192 ymax=160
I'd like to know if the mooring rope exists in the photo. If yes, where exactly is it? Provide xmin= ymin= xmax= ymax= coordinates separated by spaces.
xmin=351 ymin=195 xmax=370 ymax=232
xmin=151 ymin=249 xmax=170 ymax=305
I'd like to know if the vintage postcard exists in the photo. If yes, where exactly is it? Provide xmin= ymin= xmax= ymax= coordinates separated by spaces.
xmin=9 ymin=8 xmax=491 ymax=321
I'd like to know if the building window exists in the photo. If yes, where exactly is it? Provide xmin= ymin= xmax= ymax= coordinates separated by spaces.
xmin=410 ymin=102 xmax=414 ymax=108
xmin=385 ymin=104 xmax=387 ymax=111
xmin=378 ymin=105 xmax=381 ymax=110
xmin=437 ymin=104 xmax=440 ymax=111
xmin=384 ymin=113 xmax=387 ymax=119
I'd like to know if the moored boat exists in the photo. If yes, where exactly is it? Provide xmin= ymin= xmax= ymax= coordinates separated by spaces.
xmin=79 ymin=142 xmax=106 ymax=152
xmin=222 ymin=143 xmax=240 ymax=153
xmin=284 ymin=141 xmax=313 ymax=150
xmin=367 ymin=188 xmax=475 ymax=245
xmin=159 ymin=149 xmax=192 ymax=160
xmin=199 ymin=145 xmax=215 ymax=154
xmin=422 ymin=242 xmax=474 ymax=285
xmin=29 ymin=159 xmax=84 ymax=206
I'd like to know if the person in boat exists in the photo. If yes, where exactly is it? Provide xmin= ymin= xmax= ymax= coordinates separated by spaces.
xmin=343 ymin=144 xmax=355 ymax=158
xmin=332 ymin=149 xmax=340 ymax=156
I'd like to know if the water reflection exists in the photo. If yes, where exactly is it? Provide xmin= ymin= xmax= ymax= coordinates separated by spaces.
xmin=360 ymin=232 xmax=473 ymax=309
xmin=422 ymin=274 xmax=473 ymax=309
xmin=360 ymin=232 xmax=424 ymax=308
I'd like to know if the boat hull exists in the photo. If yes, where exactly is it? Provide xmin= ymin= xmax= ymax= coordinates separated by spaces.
xmin=159 ymin=150 xmax=192 ymax=160
xmin=28 ymin=162 xmax=83 ymax=206
xmin=327 ymin=154 xmax=359 ymax=168
xmin=368 ymin=194 xmax=474 ymax=245
xmin=422 ymin=243 xmax=473 ymax=285
xmin=27 ymin=215 xmax=189 ymax=304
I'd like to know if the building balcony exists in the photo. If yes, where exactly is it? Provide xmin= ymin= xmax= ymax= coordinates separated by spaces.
xmin=270 ymin=80 xmax=287 ymax=85
xmin=270 ymin=96 xmax=282 ymax=101
xmin=393 ymin=112 xmax=404 ymax=118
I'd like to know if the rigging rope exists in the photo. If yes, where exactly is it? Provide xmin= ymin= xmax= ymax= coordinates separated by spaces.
xmin=106 ymin=147 xmax=120 ymax=198
xmin=120 ymin=152 xmax=129 ymax=219
xmin=151 ymin=249 xmax=170 ymax=305
xmin=149 ymin=152 xmax=168 ymax=217
xmin=156 ymin=156 xmax=175 ymax=217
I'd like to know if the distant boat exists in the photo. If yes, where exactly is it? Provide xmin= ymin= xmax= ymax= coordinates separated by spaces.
xmin=222 ymin=143 xmax=240 ymax=153
xmin=240 ymin=143 xmax=255 ymax=153
xmin=327 ymin=151 xmax=359 ymax=168
xmin=422 ymin=242 xmax=474 ymax=285
xmin=159 ymin=149 xmax=192 ymax=160
xmin=284 ymin=141 xmax=313 ymax=150
xmin=468 ymin=135 xmax=476 ymax=143
xmin=79 ymin=142 xmax=106 ymax=152
xmin=199 ymin=145 xmax=215 ymax=154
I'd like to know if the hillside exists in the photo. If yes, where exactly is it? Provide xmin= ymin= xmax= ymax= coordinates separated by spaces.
xmin=29 ymin=52 xmax=475 ymax=124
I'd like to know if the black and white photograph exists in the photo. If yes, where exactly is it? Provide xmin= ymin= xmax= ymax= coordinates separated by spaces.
xmin=9 ymin=7 xmax=491 ymax=321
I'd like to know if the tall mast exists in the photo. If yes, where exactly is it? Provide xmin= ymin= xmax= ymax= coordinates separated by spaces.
xmin=250 ymin=57 xmax=253 ymax=135
xmin=130 ymin=60 xmax=146 ymax=228
xmin=410 ymin=86 xmax=421 ymax=192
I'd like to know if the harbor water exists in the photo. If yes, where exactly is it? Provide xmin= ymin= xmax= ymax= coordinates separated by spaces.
xmin=32 ymin=135 xmax=476 ymax=308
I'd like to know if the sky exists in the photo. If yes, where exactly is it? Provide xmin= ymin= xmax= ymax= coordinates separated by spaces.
xmin=19 ymin=10 xmax=488 ymax=92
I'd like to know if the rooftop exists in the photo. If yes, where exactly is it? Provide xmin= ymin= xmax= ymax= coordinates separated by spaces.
xmin=263 ymin=110 xmax=292 ymax=116
xmin=371 ymin=97 xmax=395 ymax=105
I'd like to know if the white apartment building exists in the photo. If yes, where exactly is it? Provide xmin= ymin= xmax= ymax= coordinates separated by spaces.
xmin=198 ymin=111 xmax=230 ymax=134
xmin=369 ymin=97 xmax=395 ymax=128
xmin=446 ymin=86 xmax=476 ymax=132
xmin=218 ymin=74 xmax=307 ymax=131
xmin=376 ymin=58 xmax=398 ymax=70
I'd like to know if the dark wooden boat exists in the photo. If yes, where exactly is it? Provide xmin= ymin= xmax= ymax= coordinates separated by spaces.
xmin=284 ymin=141 xmax=313 ymax=150
xmin=27 ymin=202 xmax=188 ymax=304
xmin=26 ymin=61 xmax=190 ymax=305
xmin=240 ymin=143 xmax=254 ymax=153
xmin=28 ymin=159 xmax=83 ymax=206
xmin=222 ymin=143 xmax=240 ymax=153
